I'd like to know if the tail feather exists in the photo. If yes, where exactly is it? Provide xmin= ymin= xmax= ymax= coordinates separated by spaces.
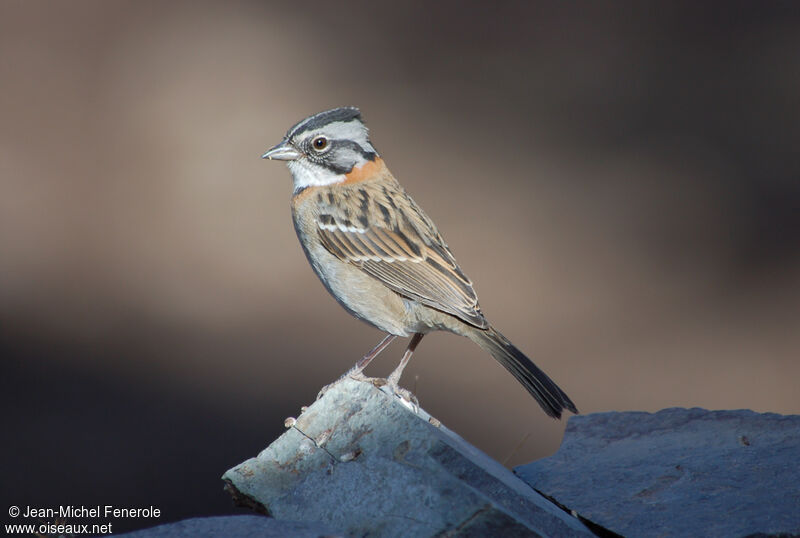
xmin=467 ymin=326 xmax=578 ymax=419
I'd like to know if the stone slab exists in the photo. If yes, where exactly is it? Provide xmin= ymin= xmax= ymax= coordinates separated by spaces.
xmin=223 ymin=378 xmax=590 ymax=537
xmin=118 ymin=515 xmax=338 ymax=537
xmin=515 ymin=408 xmax=800 ymax=537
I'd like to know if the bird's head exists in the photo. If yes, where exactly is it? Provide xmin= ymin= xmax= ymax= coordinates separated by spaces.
xmin=262 ymin=107 xmax=379 ymax=192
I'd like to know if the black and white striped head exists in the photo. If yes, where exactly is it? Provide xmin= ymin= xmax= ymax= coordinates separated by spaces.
xmin=262 ymin=107 xmax=379 ymax=191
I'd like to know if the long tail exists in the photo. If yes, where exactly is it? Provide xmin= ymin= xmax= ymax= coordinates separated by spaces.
xmin=466 ymin=326 xmax=578 ymax=419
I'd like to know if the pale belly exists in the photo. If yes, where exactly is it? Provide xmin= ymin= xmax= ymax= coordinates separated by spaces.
xmin=304 ymin=240 xmax=416 ymax=336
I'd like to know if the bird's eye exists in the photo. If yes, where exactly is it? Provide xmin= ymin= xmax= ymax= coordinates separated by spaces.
xmin=312 ymin=136 xmax=329 ymax=151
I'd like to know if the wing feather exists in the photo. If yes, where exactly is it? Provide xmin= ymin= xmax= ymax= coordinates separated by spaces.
xmin=315 ymin=178 xmax=488 ymax=328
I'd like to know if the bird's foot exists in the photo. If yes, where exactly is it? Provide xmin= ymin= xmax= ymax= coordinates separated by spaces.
xmin=383 ymin=378 xmax=420 ymax=412
xmin=347 ymin=368 xmax=381 ymax=383
xmin=316 ymin=368 xmax=386 ymax=400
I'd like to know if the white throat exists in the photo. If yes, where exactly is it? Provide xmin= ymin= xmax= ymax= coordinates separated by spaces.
xmin=287 ymin=160 xmax=346 ymax=191
xmin=287 ymin=152 xmax=375 ymax=191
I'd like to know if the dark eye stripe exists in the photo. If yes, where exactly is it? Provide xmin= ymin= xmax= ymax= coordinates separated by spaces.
xmin=307 ymin=138 xmax=378 ymax=175
xmin=331 ymin=139 xmax=376 ymax=161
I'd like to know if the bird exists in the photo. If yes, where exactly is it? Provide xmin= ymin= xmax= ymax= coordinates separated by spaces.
xmin=262 ymin=106 xmax=577 ymax=419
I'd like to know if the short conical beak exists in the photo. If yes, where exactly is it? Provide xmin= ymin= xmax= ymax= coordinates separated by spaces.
xmin=262 ymin=140 xmax=301 ymax=161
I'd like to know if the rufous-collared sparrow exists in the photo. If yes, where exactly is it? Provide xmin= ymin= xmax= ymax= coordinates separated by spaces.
xmin=262 ymin=107 xmax=577 ymax=418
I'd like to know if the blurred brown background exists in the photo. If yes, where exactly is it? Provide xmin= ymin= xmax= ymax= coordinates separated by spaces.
xmin=2 ymin=1 xmax=799 ymax=532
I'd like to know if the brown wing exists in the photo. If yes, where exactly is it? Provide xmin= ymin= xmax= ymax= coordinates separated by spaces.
xmin=316 ymin=180 xmax=488 ymax=329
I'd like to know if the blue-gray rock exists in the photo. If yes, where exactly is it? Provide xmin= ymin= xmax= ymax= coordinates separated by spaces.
xmin=223 ymin=377 xmax=591 ymax=537
xmin=118 ymin=515 xmax=339 ymax=537
xmin=515 ymin=407 xmax=800 ymax=537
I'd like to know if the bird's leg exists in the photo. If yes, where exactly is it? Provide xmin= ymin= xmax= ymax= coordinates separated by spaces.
xmin=349 ymin=334 xmax=397 ymax=377
xmin=385 ymin=333 xmax=424 ymax=404
xmin=317 ymin=334 xmax=397 ymax=400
